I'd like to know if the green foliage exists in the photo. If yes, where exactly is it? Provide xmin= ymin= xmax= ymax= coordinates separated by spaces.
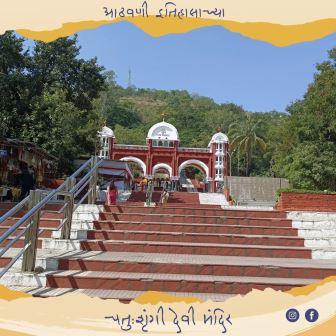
xmin=273 ymin=48 xmax=336 ymax=191
xmin=114 ymin=124 xmax=147 ymax=145
xmin=30 ymin=36 xmax=105 ymax=111
xmin=281 ymin=142 xmax=336 ymax=190
xmin=23 ymin=90 xmax=82 ymax=172
xmin=0 ymin=32 xmax=30 ymax=137
xmin=0 ymin=33 xmax=105 ymax=173
xmin=229 ymin=114 xmax=267 ymax=176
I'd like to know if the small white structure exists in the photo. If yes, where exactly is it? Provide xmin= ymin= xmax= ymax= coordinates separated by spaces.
xmin=97 ymin=126 xmax=115 ymax=159
xmin=147 ymin=121 xmax=179 ymax=147
xmin=208 ymin=131 xmax=229 ymax=182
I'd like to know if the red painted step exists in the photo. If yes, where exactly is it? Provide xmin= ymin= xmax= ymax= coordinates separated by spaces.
xmin=98 ymin=213 xmax=292 ymax=227
xmin=45 ymin=271 xmax=313 ymax=294
xmin=0 ymin=238 xmax=43 ymax=248
xmin=86 ymin=230 xmax=305 ymax=247
xmin=0 ymin=257 xmax=11 ymax=267
xmin=80 ymin=240 xmax=311 ymax=258
xmin=93 ymin=220 xmax=298 ymax=236
xmin=0 ymin=226 xmax=54 ymax=238
xmin=127 ymin=191 xmax=162 ymax=203
xmin=0 ymin=211 xmax=64 ymax=220
xmin=57 ymin=258 xmax=336 ymax=279
xmin=0 ymin=202 xmax=18 ymax=210
xmin=1 ymin=218 xmax=62 ymax=229
xmin=167 ymin=192 xmax=200 ymax=204
xmin=105 ymin=205 xmax=286 ymax=218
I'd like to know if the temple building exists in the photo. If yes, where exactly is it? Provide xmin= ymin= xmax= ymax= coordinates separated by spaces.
xmin=98 ymin=121 xmax=229 ymax=192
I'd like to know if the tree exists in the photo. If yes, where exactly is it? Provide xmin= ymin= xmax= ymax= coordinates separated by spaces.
xmin=30 ymin=36 xmax=106 ymax=110
xmin=21 ymin=36 xmax=106 ymax=172
xmin=273 ymin=48 xmax=336 ymax=190
xmin=23 ymin=90 xmax=84 ymax=173
xmin=229 ymin=114 xmax=267 ymax=176
xmin=113 ymin=124 xmax=147 ymax=145
xmin=0 ymin=31 xmax=30 ymax=137
xmin=284 ymin=142 xmax=336 ymax=190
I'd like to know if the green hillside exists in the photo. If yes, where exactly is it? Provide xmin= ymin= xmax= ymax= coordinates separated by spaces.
xmin=1 ymin=32 xmax=335 ymax=191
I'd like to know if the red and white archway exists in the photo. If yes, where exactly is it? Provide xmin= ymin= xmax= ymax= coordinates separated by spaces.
xmin=178 ymin=159 xmax=209 ymax=179
xmin=102 ymin=120 xmax=229 ymax=192
xmin=152 ymin=163 xmax=173 ymax=177
xmin=120 ymin=156 xmax=147 ymax=176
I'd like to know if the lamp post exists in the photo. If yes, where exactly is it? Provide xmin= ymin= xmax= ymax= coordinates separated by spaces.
xmin=224 ymin=149 xmax=232 ymax=200
xmin=226 ymin=150 xmax=232 ymax=177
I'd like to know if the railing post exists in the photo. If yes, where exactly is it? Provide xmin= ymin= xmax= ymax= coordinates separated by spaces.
xmin=88 ymin=156 xmax=98 ymax=204
xmin=21 ymin=189 xmax=43 ymax=273
xmin=61 ymin=177 xmax=76 ymax=240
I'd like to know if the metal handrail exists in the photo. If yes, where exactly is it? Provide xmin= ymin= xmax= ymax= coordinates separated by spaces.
xmin=0 ymin=197 xmax=29 ymax=225
xmin=0 ymin=156 xmax=103 ymax=278
xmin=0 ymin=179 xmax=73 ymax=246
xmin=0 ymin=220 xmax=32 ymax=258
xmin=74 ymin=189 xmax=92 ymax=211
xmin=0 ymin=241 xmax=32 ymax=279
xmin=0 ymin=158 xmax=93 ymax=226
xmin=70 ymin=157 xmax=94 ymax=179
xmin=70 ymin=159 xmax=101 ymax=195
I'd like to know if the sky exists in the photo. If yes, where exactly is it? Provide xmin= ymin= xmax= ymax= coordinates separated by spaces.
xmin=27 ymin=22 xmax=336 ymax=112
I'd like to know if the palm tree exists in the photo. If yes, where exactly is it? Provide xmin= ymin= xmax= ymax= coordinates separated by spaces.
xmin=229 ymin=114 xmax=266 ymax=176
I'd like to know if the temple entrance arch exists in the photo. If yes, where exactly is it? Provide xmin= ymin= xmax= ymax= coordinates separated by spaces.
xmin=120 ymin=156 xmax=147 ymax=176
xmin=178 ymin=160 xmax=209 ymax=179
xmin=152 ymin=163 xmax=172 ymax=178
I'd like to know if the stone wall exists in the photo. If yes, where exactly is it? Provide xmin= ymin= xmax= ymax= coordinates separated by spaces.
xmin=228 ymin=176 xmax=289 ymax=203
xmin=287 ymin=211 xmax=336 ymax=259
xmin=277 ymin=192 xmax=336 ymax=211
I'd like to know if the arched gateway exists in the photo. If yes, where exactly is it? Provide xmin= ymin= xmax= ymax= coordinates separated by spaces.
xmin=152 ymin=163 xmax=173 ymax=177
xmin=120 ymin=156 xmax=147 ymax=176
xmin=178 ymin=160 xmax=209 ymax=179
xmin=98 ymin=119 xmax=229 ymax=191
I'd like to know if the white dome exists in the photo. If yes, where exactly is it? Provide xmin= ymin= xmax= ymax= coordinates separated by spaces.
xmin=208 ymin=132 xmax=229 ymax=147
xmin=98 ymin=126 xmax=115 ymax=138
xmin=147 ymin=121 xmax=179 ymax=141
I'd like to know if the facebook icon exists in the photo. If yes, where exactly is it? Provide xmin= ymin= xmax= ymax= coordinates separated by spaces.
xmin=305 ymin=309 xmax=319 ymax=323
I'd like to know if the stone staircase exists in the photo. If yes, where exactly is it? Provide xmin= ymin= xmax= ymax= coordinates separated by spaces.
xmin=1 ymin=193 xmax=336 ymax=301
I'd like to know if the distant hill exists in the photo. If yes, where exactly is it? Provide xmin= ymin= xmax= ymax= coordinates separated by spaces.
xmin=98 ymin=78 xmax=286 ymax=176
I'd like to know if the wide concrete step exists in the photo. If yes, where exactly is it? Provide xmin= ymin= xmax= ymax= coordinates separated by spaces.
xmin=57 ymin=252 xmax=336 ymax=279
xmin=86 ymin=230 xmax=304 ymax=247
xmin=106 ymin=205 xmax=285 ymax=218
xmin=45 ymin=270 xmax=315 ymax=294
xmin=80 ymin=239 xmax=311 ymax=258
xmin=99 ymin=213 xmax=292 ymax=227
xmin=7 ymin=286 xmax=235 ymax=302
xmin=93 ymin=221 xmax=298 ymax=236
